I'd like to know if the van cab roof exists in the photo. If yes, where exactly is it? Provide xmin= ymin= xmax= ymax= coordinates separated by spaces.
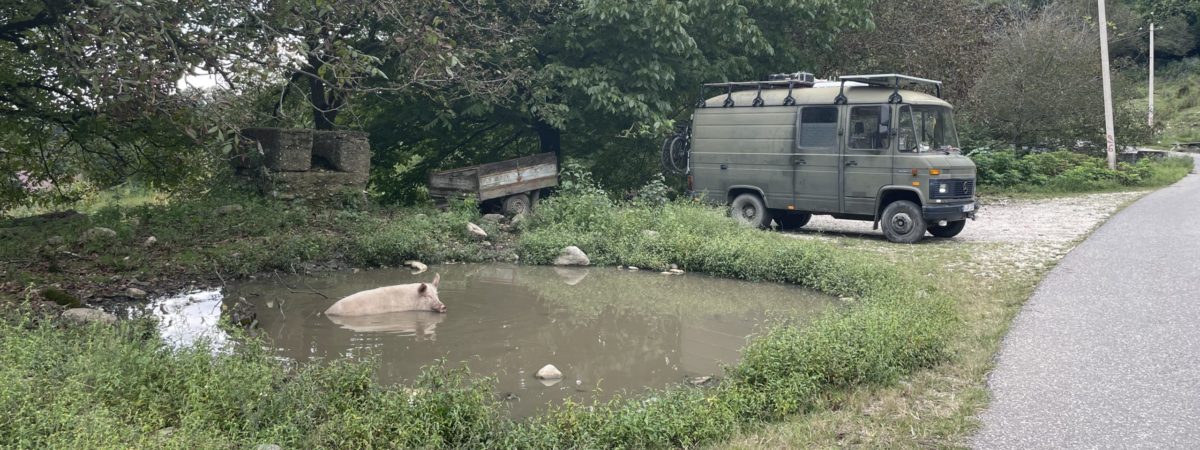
xmin=701 ymin=86 xmax=951 ymax=109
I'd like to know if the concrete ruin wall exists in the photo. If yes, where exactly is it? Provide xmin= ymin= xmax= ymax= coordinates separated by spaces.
xmin=232 ymin=128 xmax=371 ymax=205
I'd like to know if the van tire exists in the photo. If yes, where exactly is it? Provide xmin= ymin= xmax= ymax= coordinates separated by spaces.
xmin=730 ymin=193 xmax=772 ymax=229
xmin=928 ymin=220 xmax=966 ymax=238
xmin=776 ymin=212 xmax=812 ymax=230
xmin=881 ymin=200 xmax=926 ymax=243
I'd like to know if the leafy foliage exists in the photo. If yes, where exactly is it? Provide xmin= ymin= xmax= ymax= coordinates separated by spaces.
xmin=969 ymin=148 xmax=1194 ymax=192
xmin=966 ymin=2 xmax=1153 ymax=149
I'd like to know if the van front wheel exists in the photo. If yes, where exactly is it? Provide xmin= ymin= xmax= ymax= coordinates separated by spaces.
xmin=881 ymin=200 xmax=927 ymax=243
xmin=730 ymin=193 xmax=772 ymax=229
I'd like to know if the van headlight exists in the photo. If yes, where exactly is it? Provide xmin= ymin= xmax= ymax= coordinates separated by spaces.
xmin=937 ymin=183 xmax=948 ymax=195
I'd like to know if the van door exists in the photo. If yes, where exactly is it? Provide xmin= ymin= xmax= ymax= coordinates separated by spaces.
xmin=793 ymin=106 xmax=841 ymax=213
xmin=842 ymin=105 xmax=894 ymax=215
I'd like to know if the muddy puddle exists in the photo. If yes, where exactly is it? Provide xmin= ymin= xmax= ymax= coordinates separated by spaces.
xmin=125 ymin=264 xmax=836 ymax=416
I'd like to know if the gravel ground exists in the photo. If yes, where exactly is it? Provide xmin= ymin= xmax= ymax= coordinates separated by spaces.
xmin=789 ymin=191 xmax=1145 ymax=245
xmin=783 ymin=191 xmax=1146 ymax=280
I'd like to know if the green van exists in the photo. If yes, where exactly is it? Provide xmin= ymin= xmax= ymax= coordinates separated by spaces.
xmin=668 ymin=73 xmax=977 ymax=243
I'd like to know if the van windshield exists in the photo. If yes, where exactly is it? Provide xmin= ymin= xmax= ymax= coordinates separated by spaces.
xmin=897 ymin=105 xmax=959 ymax=153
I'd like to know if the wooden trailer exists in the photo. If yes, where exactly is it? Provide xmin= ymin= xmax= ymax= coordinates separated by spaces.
xmin=428 ymin=152 xmax=558 ymax=215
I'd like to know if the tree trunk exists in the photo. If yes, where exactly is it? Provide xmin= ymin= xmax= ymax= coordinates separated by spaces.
xmin=306 ymin=56 xmax=338 ymax=130
xmin=534 ymin=118 xmax=562 ymax=171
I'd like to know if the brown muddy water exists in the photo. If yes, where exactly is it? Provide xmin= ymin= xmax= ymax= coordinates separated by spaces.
xmin=125 ymin=264 xmax=836 ymax=417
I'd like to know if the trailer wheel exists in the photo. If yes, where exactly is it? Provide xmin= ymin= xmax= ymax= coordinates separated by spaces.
xmin=730 ymin=193 xmax=772 ymax=229
xmin=503 ymin=194 xmax=532 ymax=216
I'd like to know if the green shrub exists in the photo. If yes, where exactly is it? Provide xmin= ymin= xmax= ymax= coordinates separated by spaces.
xmin=969 ymin=148 xmax=1193 ymax=193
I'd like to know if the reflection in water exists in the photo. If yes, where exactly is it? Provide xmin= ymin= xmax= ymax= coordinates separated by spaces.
xmin=326 ymin=311 xmax=445 ymax=339
xmin=137 ymin=264 xmax=835 ymax=416
xmin=120 ymin=289 xmax=228 ymax=348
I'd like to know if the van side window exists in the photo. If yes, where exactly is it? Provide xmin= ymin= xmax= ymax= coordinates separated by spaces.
xmin=797 ymin=107 xmax=838 ymax=148
xmin=848 ymin=106 xmax=891 ymax=150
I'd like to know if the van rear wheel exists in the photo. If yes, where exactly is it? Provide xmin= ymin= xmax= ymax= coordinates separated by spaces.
xmin=928 ymin=220 xmax=966 ymax=238
xmin=730 ymin=193 xmax=772 ymax=229
xmin=776 ymin=212 xmax=812 ymax=231
xmin=881 ymin=200 xmax=927 ymax=244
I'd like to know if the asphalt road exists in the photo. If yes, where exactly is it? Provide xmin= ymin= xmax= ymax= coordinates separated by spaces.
xmin=974 ymin=155 xmax=1200 ymax=449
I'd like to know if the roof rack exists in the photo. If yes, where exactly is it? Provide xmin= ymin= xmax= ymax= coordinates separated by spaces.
xmin=699 ymin=76 xmax=816 ymax=108
xmin=834 ymin=73 xmax=943 ymax=104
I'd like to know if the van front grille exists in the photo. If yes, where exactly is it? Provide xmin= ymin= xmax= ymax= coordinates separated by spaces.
xmin=930 ymin=179 xmax=974 ymax=199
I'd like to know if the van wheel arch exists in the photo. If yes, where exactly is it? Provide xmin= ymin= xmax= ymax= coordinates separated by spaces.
xmin=728 ymin=191 xmax=772 ymax=229
xmin=875 ymin=189 xmax=923 ymax=220
xmin=727 ymin=187 xmax=766 ymax=204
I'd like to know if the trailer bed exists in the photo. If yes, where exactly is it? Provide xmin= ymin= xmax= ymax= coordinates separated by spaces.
xmin=429 ymin=153 xmax=557 ymax=204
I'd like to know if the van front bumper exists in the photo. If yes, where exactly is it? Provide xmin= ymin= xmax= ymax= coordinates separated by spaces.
xmin=923 ymin=200 xmax=976 ymax=222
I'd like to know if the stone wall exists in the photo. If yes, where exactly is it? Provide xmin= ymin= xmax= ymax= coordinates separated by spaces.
xmin=233 ymin=128 xmax=371 ymax=206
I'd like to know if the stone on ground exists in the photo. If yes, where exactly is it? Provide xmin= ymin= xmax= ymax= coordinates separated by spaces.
xmin=62 ymin=308 xmax=117 ymax=326
xmin=466 ymin=222 xmax=488 ymax=240
xmin=553 ymin=246 xmax=590 ymax=266
xmin=79 ymin=227 xmax=117 ymax=243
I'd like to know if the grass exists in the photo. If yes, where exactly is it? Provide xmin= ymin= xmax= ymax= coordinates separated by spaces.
xmin=719 ymin=193 xmax=1149 ymax=447
xmin=0 ymin=161 xmax=1191 ymax=448
xmin=1 ymin=186 xmax=958 ymax=448
xmin=0 ymin=188 xmax=511 ymax=300
xmin=3 ymin=183 xmax=168 ymax=219
xmin=1136 ymin=57 xmax=1200 ymax=148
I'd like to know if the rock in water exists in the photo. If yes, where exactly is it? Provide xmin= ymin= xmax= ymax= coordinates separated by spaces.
xmin=125 ymin=287 xmax=148 ymax=299
xmin=405 ymin=260 xmax=428 ymax=274
xmin=482 ymin=213 xmax=505 ymax=223
xmin=536 ymin=364 xmax=563 ymax=380
xmin=79 ymin=227 xmax=117 ymax=243
xmin=223 ymin=297 xmax=258 ymax=327
xmin=687 ymin=376 xmax=714 ymax=386
xmin=62 ymin=308 xmax=117 ymax=326
xmin=467 ymin=222 xmax=488 ymax=240
xmin=553 ymin=246 xmax=590 ymax=266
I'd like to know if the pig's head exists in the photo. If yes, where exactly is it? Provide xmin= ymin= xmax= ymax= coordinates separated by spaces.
xmin=417 ymin=273 xmax=446 ymax=313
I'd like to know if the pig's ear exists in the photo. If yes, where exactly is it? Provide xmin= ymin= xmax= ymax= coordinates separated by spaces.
xmin=432 ymin=273 xmax=441 ymax=288
xmin=418 ymin=283 xmax=427 ymax=294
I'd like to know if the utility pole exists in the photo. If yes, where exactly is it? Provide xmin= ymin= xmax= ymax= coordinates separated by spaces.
xmin=1149 ymin=22 xmax=1156 ymax=128
xmin=1099 ymin=0 xmax=1117 ymax=169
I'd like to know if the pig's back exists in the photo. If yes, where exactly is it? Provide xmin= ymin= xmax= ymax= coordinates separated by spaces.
xmin=324 ymin=285 xmax=412 ymax=316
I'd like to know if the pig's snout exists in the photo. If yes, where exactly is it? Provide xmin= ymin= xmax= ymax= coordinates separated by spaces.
xmin=433 ymin=304 xmax=447 ymax=313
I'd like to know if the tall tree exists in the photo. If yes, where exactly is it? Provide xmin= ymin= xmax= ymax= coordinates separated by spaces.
xmin=364 ymin=0 xmax=876 ymax=202
xmin=0 ymin=0 xmax=257 ymax=205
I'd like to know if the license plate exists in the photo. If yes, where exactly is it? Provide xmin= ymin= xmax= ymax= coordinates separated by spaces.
xmin=962 ymin=203 xmax=975 ymax=213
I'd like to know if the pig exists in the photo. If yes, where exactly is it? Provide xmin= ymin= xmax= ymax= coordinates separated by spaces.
xmin=323 ymin=274 xmax=446 ymax=316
